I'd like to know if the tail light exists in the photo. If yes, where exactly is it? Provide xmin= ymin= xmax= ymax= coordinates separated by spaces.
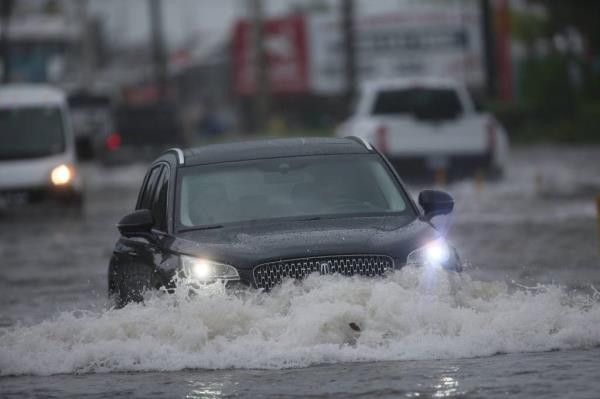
xmin=106 ymin=132 xmax=122 ymax=152
xmin=486 ymin=119 xmax=496 ymax=152
xmin=375 ymin=124 xmax=389 ymax=153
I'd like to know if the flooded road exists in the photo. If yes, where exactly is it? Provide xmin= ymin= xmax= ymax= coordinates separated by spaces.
xmin=1 ymin=146 xmax=600 ymax=398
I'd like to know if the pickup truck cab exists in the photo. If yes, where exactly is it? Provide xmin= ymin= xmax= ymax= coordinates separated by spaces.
xmin=336 ymin=77 xmax=509 ymax=180
xmin=0 ymin=85 xmax=83 ymax=207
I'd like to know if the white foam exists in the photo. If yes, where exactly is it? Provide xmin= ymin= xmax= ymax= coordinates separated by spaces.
xmin=1 ymin=267 xmax=600 ymax=376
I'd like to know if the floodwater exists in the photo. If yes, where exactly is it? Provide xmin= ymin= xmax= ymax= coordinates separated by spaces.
xmin=1 ymin=145 xmax=600 ymax=398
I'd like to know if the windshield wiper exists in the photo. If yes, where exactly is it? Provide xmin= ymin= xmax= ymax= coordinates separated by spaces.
xmin=178 ymin=224 xmax=223 ymax=232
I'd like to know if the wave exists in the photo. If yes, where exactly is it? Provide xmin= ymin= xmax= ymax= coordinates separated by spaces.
xmin=1 ymin=266 xmax=599 ymax=376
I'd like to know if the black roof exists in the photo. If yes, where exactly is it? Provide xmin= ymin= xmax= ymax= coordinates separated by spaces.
xmin=180 ymin=137 xmax=372 ymax=166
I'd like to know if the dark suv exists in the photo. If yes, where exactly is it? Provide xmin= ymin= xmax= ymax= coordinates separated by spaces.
xmin=108 ymin=137 xmax=460 ymax=307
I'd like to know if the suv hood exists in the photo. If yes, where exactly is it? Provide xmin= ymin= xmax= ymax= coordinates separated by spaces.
xmin=170 ymin=216 xmax=438 ymax=270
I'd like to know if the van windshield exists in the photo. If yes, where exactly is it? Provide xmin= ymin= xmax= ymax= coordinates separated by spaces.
xmin=177 ymin=154 xmax=414 ymax=229
xmin=0 ymin=107 xmax=66 ymax=160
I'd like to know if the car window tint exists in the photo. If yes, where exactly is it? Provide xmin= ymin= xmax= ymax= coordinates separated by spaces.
xmin=178 ymin=155 xmax=411 ymax=227
xmin=152 ymin=166 xmax=169 ymax=231
xmin=0 ymin=107 xmax=65 ymax=158
xmin=138 ymin=166 xmax=162 ymax=210
xmin=371 ymin=88 xmax=462 ymax=120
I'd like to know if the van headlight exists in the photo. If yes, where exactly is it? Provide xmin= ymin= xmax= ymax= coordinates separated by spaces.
xmin=181 ymin=255 xmax=240 ymax=283
xmin=50 ymin=164 xmax=73 ymax=186
xmin=406 ymin=238 xmax=453 ymax=268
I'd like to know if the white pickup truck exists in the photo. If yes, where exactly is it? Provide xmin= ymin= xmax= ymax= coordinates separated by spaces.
xmin=336 ymin=77 xmax=509 ymax=180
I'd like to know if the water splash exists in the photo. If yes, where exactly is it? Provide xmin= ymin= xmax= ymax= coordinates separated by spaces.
xmin=1 ymin=267 xmax=599 ymax=376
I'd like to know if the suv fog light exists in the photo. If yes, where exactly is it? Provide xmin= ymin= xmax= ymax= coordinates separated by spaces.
xmin=406 ymin=238 xmax=451 ymax=267
xmin=51 ymin=164 xmax=73 ymax=186
xmin=181 ymin=255 xmax=240 ymax=283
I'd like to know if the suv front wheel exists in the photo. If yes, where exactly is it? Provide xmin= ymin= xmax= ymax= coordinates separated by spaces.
xmin=109 ymin=263 xmax=157 ymax=308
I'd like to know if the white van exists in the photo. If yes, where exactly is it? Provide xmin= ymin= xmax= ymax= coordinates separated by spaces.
xmin=0 ymin=85 xmax=83 ymax=207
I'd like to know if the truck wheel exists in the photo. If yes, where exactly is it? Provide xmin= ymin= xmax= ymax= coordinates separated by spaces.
xmin=113 ymin=264 xmax=157 ymax=308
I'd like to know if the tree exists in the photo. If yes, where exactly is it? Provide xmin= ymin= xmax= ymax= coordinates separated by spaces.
xmin=530 ymin=0 xmax=600 ymax=53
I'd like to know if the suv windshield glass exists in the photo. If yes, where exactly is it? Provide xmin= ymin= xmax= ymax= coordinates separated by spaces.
xmin=0 ymin=107 xmax=65 ymax=160
xmin=177 ymin=154 xmax=413 ymax=228
xmin=371 ymin=88 xmax=462 ymax=120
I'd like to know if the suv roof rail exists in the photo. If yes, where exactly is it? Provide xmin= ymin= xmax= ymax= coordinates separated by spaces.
xmin=346 ymin=136 xmax=373 ymax=151
xmin=163 ymin=148 xmax=185 ymax=165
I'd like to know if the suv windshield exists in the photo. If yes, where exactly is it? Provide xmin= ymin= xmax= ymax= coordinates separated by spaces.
xmin=177 ymin=154 xmax=413 ymax=228
xmin=0 ymin=107 xmax=66 ymax=160
xmin=371 ymin=88 xmax=463 ymax=120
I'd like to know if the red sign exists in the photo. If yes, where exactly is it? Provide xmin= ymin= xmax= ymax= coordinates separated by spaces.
xmin=232 ymin=15 xmax=309 ymax=95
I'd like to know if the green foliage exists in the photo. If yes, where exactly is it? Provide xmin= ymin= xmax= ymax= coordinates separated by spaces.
xmin=519 ymin=53 xmax=578 ymax=116
xmin=491 ymin=1 xmax=600 ymax=142
xmin=488 ymin=100 xmax=600 ymax=143
xmin=531 ymin=0 xmax=600 ymax=50
xmin=509 ymin=9 xmax=547 ymax=46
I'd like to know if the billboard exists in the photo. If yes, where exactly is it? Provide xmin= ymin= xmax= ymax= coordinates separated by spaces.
xmin=232 ymin=3 xmax=484 ymax=95
xmin=232 ymin=15 xmax=309 ymax=95
xmin=307 ymin=6 xmax=484 ymax=94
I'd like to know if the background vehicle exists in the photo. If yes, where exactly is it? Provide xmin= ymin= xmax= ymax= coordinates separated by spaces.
xmin=108 ymin=138 xmax=459 ymax=307
xmin=336 ymin=77 xmax=509 ymax=180
xmin=105 ymin=102 xmax=185 ymax=164
xmin=67 ymin=89 xmax=116 ymax=163
xmin=0 ymin=85 xmax=83 ymax=207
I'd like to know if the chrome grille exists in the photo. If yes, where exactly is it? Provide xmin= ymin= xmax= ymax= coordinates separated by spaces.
xmin=253 ymin=255 xmax=394 ymax=290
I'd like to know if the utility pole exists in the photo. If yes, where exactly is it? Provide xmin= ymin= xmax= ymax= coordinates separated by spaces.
xmin=249 ymin=0 xmax=269 ymax=132
xmin=148 ymin=0 xmax=167 ymax=100
xmin=0 ymin=0 xmax=14 ymax=83
xmin=341 ymin=0 xmax=356 ymax=114
xmin=496 ymin=0 xmax=512 ymax=101
xmin=78 ymin=0 xmax=95 ymax=88
xmin=480 ymin=0 xmax=497 ymax=98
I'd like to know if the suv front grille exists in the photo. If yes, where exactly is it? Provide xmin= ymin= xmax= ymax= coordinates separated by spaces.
xmin=253 ymin=255 xmax=394 ymax=290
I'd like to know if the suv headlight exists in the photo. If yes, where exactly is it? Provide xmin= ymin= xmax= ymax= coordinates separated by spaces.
xmin=181 ymin=255 xmax=240 ymax=283
xmin=406 ymin=238 xmax=453 ymax=268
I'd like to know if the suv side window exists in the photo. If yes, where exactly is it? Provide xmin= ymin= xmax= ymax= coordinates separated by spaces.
xmin=151 ymin=165 xmax=170 ymax=231
xmin=138 ymin=165 xmax=162 ymax=210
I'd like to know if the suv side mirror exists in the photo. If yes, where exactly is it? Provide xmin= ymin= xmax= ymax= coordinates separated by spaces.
xmin=118 ymin=209 xmax=154 ymax=236
xmin=418 ymin=190 xmax=454 ymax=220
